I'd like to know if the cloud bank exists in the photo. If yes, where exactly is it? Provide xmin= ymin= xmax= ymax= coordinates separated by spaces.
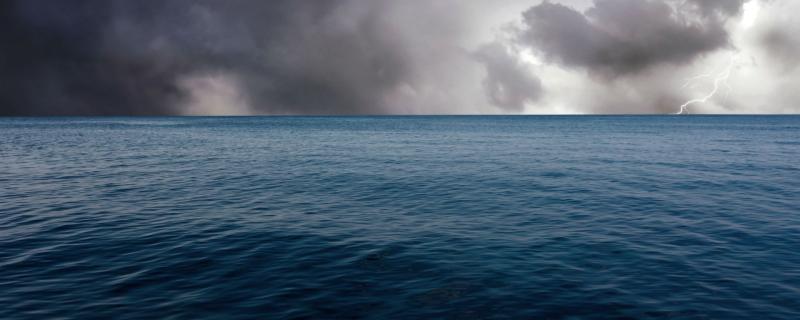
xmin=0 ymin=0 xmax=797 ymax=115
xmin=519 ymin=0 xmax=733 ymax=76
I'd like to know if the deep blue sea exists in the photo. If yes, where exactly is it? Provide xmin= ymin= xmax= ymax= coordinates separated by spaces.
xmin=2 ymin=116 xmax=800 ymax=319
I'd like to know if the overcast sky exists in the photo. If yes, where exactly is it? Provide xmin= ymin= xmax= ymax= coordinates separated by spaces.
xmin=1 ymin=0 xmax=797 ymax=115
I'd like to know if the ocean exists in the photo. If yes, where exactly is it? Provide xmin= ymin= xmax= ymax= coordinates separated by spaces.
xmin=1 ymin=116 xmax=799 ymax=319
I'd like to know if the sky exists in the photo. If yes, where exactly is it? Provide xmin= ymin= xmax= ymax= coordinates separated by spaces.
xmin=1 ymin=0 xmax=798 ymax=115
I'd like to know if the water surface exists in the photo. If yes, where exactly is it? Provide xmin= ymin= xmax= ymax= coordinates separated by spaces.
xmin=2 ymin=116 xmax=799 ymax=319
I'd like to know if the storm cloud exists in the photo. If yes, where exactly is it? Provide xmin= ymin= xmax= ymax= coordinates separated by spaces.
xmin=0 ymin=0 xmax=492 ymax=115
xmin=0 ymin=0 xmax=797 ymax=115
xmin=518 ymin=0 xmax=736 ymax=77
xmin=475 ymin=42 xmax=543 ymax=111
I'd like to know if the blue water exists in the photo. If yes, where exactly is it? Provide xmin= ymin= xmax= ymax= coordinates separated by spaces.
xmin=1 ymin=116 xmax=800 ymax=319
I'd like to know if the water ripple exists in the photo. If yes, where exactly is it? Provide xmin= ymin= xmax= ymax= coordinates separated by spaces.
xmin=1 ymin=116 xmax=800 ymax=319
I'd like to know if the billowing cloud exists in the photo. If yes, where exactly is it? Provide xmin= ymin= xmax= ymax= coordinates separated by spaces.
xmin=474 ymin=42 xmax=542 ymax=111
xmin=0 ymin=0 xmax=798 ymax=115
xmin=0 ymin=0 xmax=495 ymax=115
xmin=518 ymin=0 xmax=735 ymax=77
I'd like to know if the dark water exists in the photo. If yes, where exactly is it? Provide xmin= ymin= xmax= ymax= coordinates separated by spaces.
xmin=2 ymin=116 xmax=800 ymax=319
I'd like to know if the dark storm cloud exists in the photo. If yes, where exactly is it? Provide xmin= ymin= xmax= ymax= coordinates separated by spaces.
xmin=0 ymin=0 xmax=482 ymax=115
xmin=518 ymin=0 xmax=735 ymax=77
xmin=1 ymin=0 xmax=789 ymax=115
xmin=474 ymin=43 xmax=542 ymax=111
xmin=0 ymin=0 xmax=184 ymax=115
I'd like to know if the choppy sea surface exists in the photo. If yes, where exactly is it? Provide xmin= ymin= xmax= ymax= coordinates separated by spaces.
xmin=2 ymin=116 xmax=800 ymax=319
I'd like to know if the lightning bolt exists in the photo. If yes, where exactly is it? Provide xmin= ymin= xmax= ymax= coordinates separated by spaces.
xmin=676 ymin=57 xmax=737 ymax=115
xmin=675 ymin=0 xmax=761 ymax=115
